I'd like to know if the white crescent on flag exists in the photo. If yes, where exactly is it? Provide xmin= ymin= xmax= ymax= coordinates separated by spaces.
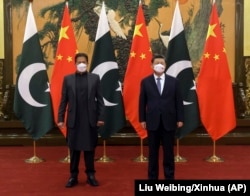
xmin=17 ymin=62 xmax=47 ymax=107
xmin=166 ymin=60 xmax=194 ymax=105
xmin=91 ymin=61 xmax=120 ymax=106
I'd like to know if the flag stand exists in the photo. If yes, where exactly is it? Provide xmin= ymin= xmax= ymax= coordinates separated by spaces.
xmin=25 ymin=140 xmax=44 ymax=163
xmin=133 ymin=138 xmax=148 ymax=162
xmin=96 ymin=140 xmax=113 ymax=162
xmin=60 ymin=147 xmax=70 ymax=163
xmin=206 ymin=140 xmax=224 ymax=162
xmin=175 ymin=139 xmax=187 ymax=162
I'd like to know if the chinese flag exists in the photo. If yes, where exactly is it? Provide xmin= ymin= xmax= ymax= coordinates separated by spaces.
xmin=50 ymin=2 xmax=78 ymax=137
xmin=123 ymin=3 xmax=153 ymax=139
xmin=196 ymin=2 xmax=236 ymax=141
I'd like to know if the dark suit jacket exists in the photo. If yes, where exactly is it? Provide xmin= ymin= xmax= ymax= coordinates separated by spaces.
xmin=58 ymin=72 xmax=105 ymax=128
xmin=139 ymin=74 xmax=184 ymax=131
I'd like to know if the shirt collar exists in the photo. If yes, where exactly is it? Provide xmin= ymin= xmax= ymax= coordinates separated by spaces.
xmin=154 ymin=73 xmax=165 ymax=80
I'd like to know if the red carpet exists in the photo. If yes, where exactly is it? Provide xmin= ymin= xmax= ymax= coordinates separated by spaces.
xmin=0 ymin=145 xmax=250 ymax=195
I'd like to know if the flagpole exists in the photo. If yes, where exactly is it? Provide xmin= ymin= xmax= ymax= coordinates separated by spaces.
xmin=133 ymin=138 xmax=148 ymax=162
xmin=25 ymin=140 xmax=44 ymax=163
xmin=174 ymin=139 xmax=187 ymax=162
xmin=60 ymin=147 xmax=70 ymax=163
xmin=96 ymin=140 xmax=113 ymax=162
xmin=206 ymin=139 xmax=224 ymax=162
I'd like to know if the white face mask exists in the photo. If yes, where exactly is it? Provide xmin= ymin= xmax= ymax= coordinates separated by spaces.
xmin=153 ymin=63 xmax=165 ymax=74
xmin=77 ymin=63 xmax=87 ymax=73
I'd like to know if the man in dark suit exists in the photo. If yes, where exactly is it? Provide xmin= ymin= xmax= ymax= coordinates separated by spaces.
xmin=139 ymin=54 xmax=184 ymax=180
xmin=57 ymin=52 xmax=105 ymax=188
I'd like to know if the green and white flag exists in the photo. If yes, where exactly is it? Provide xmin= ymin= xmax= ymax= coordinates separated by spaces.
xmin=90 ymin=2 xmax=126 ymax=139
xmin=166 ymin=1 xmax=200 ymax=139
xmin=13 ymin=3 xmax=54 ymax=140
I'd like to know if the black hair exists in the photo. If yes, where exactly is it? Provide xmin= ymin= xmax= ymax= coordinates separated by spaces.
xmin=151 ymin=54 xmax=166 ymax=64
xmin=75 ymin=52 xmax=88 ymax=63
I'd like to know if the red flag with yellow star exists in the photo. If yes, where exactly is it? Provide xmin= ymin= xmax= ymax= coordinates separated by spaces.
xmin=123 ymin=3 xmax=153 ymax=139
xmin=50 ymin=2 xmax=78 ymax=137
xmin=196 ymin=2 xmax=236 ymax=141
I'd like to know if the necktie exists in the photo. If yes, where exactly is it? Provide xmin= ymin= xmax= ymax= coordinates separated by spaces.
xmin=156 ymin=78 xmax=161 ymax=94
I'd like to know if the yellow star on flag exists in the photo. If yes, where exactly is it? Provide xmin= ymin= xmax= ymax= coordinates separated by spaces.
xmin=130 ymin=51 xmax=136 ymax=58
xmin=206 ymin=23 xmax=216 ymax=40
xmin=66 ymin=56 xmax=73 ymax=62
xmin=204 ymin=52 xmax=210 ymax=59
xmin=213 ymin=54 xmax=219 ymax=61
xmin=140 ymin=53 xmax=146 ymax=60
xmin=133 ymin=23 xmax=143 ymax=37
xmin=59 ymin=26 xmax=69 ymax=42
xmin=56 ymin=54 xmax=63 ymax=61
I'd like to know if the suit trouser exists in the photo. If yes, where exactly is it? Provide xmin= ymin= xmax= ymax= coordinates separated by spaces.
xmin=70 ymin=149 xmax=95 ymax=178
xmin=147 ymin=121 xmax=175 ymax=180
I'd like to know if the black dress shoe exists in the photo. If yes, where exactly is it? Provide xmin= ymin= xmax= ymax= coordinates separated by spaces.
xmin=65 ymin=178 xmax=78 ymax=188
xmin=87 ymin=175 xmax=99 ymax=186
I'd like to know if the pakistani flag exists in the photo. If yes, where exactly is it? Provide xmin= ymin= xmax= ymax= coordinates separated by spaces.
xmin=166 ymin=1 xmax=200 ymax=139
xmin=13 ymin=3 xmax=54 ymax=140
xmin=90 ymin=2 xmax=126 ymax=139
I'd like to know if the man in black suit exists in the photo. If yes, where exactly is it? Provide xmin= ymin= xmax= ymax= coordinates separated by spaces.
xmin=58 ymin=52 xmax=105 ymax=188
xmin=139 ymin=54 xmax=184 ymax=180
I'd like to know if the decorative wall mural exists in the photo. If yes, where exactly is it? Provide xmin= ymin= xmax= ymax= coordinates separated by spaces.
xmin=12 ymin=0 xmax=235 ymax=83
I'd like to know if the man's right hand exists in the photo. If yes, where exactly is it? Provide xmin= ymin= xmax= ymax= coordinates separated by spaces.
xmin=140 ymin=122 xmax=146 ymax=129
xmin=57 ymin=122 xmax=64 ymax=129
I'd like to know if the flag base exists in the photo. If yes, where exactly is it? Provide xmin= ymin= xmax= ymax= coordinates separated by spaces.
xmin=60 ymin=155 xmax=70 ymax=163
xmin=133 ymin=154 xmax=148 ymax=162
xmin=25 ymin=155 xmax=44 ymax=163
xmin=206 ymin=155 xmax=224 ymax=162
xmin=96 ymin=155 xmax=113 ymax=162
xmin=175 ymin=155 xmax=187 ymax=162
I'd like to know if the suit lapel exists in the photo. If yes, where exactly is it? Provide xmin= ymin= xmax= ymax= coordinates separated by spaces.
xmin=149 ymin=75 xmax=161 ymax=95
xmin=162 ymin=74 xmax=169 ymax=95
